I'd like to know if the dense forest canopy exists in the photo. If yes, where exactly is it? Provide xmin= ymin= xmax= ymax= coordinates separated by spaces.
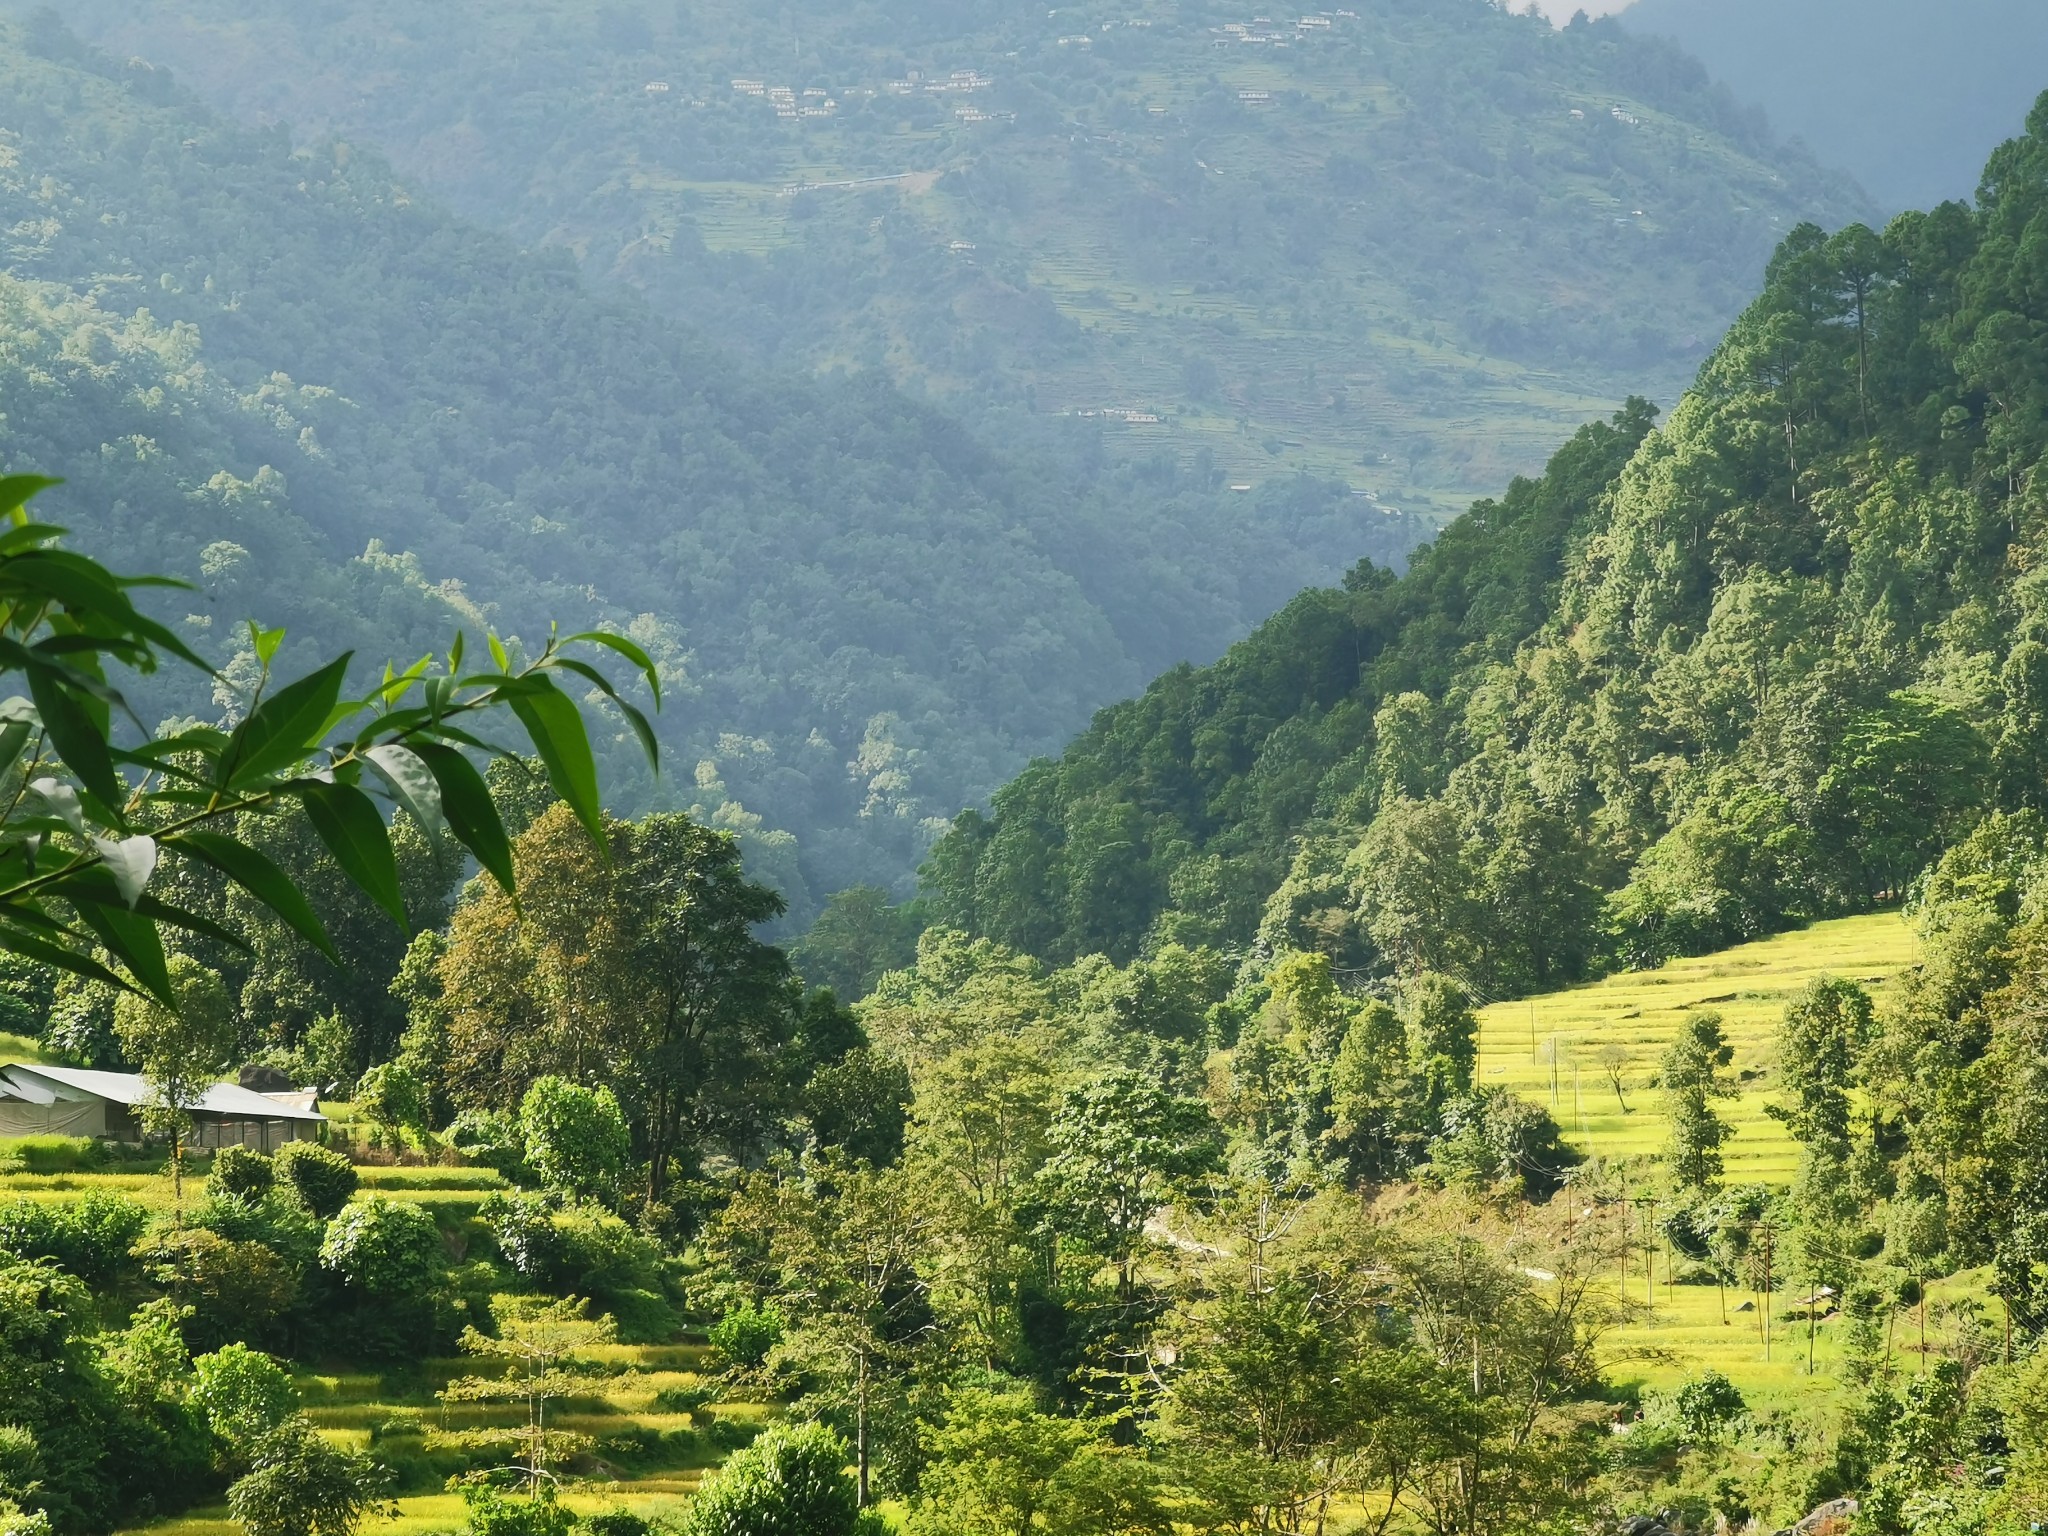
xmin=920 ymin=91 xmax=2048 ymax=994
xmin=35 ymin=0 xmax=1868 ymax=520
xmin=0 ymin=13 xmax=1437 ymax=920
xmin=1619 ymin=0 xmax=2048 ymax=213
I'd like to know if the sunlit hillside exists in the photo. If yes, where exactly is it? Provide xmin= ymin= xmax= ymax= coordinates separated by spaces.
xmin=1474 ymin=912 xmax=1920 ymax=1184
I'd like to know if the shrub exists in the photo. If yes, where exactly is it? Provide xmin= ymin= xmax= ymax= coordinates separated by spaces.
xmin=134 ymin=1228 xmax=300 ymax=1353
xmin=708 ymin=1301 xmax=784 ymax=1370
xmin=479 ymin=1191 xmax=561 ymax=1281
xmin=518 ymin=1077 xmax=628 ymax=1201
xmin=448 ymin=1111 xmax=532 ymax=1182
xmin=675 ymin=1422 xmax=881 ymax=1536
xmin=275 ymin=1143 xmax=359 ymax=1219
xmin=211 ymin=1145 xmax=275 ymax=1203
xmin=319 ymin=1199 xmax=442 ymax=1297
xmin=581 ymin=1510 xmax=648 ymax=1536
xmin=190 ymin=1190 xmax=324 ymax=1271
xmin=355 ymin=1062 xmax=428 ymax=1149
xmin=1673 ymin=1371 xmax=1747 ymax=1445
xmin=192 ymin=1343 xmax=300 ymax=1459
xmin=0 ymin=1136 xmax=105 ymax=1174
xmin=0 ymin=1193 xmax=148 ymax=1284
xmin=457 ymin=1484 xmax=575 ymax=1536
xmin=651 ymin=1384 xmax=715 ymax=1416
xmin=228 ymin=1417 xmax=392 ymax=1536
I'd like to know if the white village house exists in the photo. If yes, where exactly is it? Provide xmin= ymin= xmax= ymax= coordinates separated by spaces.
xmin=0 ymin=1062 xmax=325 ymax=1149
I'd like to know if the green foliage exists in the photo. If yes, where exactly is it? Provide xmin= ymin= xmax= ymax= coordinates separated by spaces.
xmin=0 ymin=1193 xmax=146 ymax=1284
xmin=518 ymin=1079 xmax=629 ymax=1203
xmin=1425 ymin=1090 xmax=1580 ymax=1199
xmin=273 ymin=1144 xmax=358 ymax=1220
xmin=0 ymin=1254 xmax=213 ymax=1536
xmin=1662 ymin=1012 xmax=1737 ymax=1191
xmin=318 ymin=1199 xmax=442 ymax=1299
xmin=227 ymin=1417 xmax=391 ymax=1536
xmin=211 ymin=1146 xmax=275 ymax=1205
xmin=709 ymin=1302 xmax=786 ymax=1371
xmin=456 ymin=1487 xmax=574 ymax=1536
xmin=190 ymin=1344 xmax=299 ymax=1459
xmin=674 ymin=1422 xmax=883 ymax=1536
xmin=353 ymin=1063 xmax=429 ymax=1149
xmin=1670 ymin=1372 xmax=1746 ymax=1445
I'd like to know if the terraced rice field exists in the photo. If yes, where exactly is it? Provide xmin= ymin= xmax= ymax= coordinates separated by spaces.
xmin=1474 ymin=911 xmax=1921 ymax=1185
xmin=122 ymin=1337 xmax=758 ymax=1536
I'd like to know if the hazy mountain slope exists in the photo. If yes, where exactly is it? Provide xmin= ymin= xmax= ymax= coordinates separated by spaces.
xmin=39 ymin=0 xmax=1870 ymax=521
xmin=1620 ymin=0 xmax=2048 ymax=212
xmin=922 ymin=95 xmax=2048 ymax=981
xmin=0 ymin=18 xmax=1427 ymax=914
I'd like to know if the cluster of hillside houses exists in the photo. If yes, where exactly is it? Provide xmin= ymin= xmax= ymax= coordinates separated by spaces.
xmin=0 ymin=1062 xmax=325 ymax=1148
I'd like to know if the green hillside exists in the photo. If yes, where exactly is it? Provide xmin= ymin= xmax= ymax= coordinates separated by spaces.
xmin=0 ymin=14 xmax=1432 ymax=917
xmin=40 ymin=0 xmax=1870 ymax=519
xmin=1473 ymin=911 xmax=1918 ymax=1186
xmin=922 ymin=94 xmax=2048 ymax=988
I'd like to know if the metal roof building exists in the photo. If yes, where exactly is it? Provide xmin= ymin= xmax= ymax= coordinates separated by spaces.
xmin=0 ymin=1062 xmax=325 ymax=1148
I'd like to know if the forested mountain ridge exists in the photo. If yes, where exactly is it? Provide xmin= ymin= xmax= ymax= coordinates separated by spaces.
xmin=1620 ymin=0 xmax=2048 ymax=213
xmin=0 ymin=15 xmax=1428 ymax=917
xmin=922 ymin=93 xmax=2048 ymax=991
xmin=37 ymin=0 xmax=1870 ymax=520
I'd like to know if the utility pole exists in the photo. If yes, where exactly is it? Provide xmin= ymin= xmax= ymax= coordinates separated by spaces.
xmin=1760 ymin=1222 xmax=1775 ymax=1363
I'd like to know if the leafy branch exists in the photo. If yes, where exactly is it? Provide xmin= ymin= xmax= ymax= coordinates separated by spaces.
xmin=0 ymin=475 xmax=660 ymax=1006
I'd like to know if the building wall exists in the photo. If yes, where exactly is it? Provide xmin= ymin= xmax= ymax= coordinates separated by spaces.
xmin=0 ymin=1099 xmax=109 ymax=1138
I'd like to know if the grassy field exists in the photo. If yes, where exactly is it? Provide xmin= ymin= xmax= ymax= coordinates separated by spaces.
xmin=1474 ymin=911 xmax=1920 ymax=1186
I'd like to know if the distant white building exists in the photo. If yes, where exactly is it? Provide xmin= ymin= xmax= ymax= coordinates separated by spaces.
xmin=0 ymin=1063 xmax=325 ymax=1148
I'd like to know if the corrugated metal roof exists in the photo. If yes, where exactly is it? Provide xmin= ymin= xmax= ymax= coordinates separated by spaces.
xmin=1 ymin=1064 xmax=326 ymax=1122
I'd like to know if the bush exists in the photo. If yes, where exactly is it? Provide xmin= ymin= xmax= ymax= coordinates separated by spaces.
xmin=1672 ymin=1371 xmax=1747 ymax=1444
xmin=211 ymin=1145 xmax=275 ymax=1203
xmin=0 ymin=1193 xmax=149 ymax=1284
xmin=448 ymin=1111 xmax=532 ymax=1183
xmin=675 ymin=1422 xmax=881 ymax=1536
xmin=457 ymin=1484 xmax=575 ymax=1536
xmin=319 ymin=1199 xmax=442 ymax=1297
xmin=518 ymin=1077 xmax=628 ymax=1201
xmin=0 ymin=1136 xmax=105 ymax=1174
xmin=275 ymin=1142 xmax=359 ymax=1219
xmin=479 ymin=1191 xmax=561 ymax=1281
xmin=228 ymin=1417 xmax=391 ymax=1536
xmin=581 ymin=1510 xmax=648 ymax=1536
xmin=190 ymin=1190 xmax=324 ymax=1271
xmin=651 ymin=1384 xmax=716 ymax=1415
xmin=192 ymin=1344 xmax=300 ymax=1459
xmin=708 ymin=1301 xmax=784 ymax=1370
xmin=134 ymin=1227 xmax=300 ymax=1353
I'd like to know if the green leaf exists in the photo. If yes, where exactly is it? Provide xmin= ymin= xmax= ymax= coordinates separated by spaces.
xmin=565 ymin=630 xmax=663 ymax=705
xmin=504 ymin=675 xmax=605 ymax=847
xmin=171 ymin=831 xmax=338 ymax=964
xmin=25 ymin=666 xmax=122 ymax=815
xmin=249 ymin=622 xmax=286 ymax=668
xmin=549 ymin=657 xmax=661 ymax=771
xmin=221 ymin=653 xmax=352 ymax=789
xmin=412 ymin=742 xmax=515 ymax=895
xmin=0 ymin=476 xmax=60 ymax=524
xmin=71 ymin=897 xmax=173 ymax=1007
xmin=365 ymin=743 xmax=445 ymax=841
xmin=487 ymin=632 xmax=511 ymax=673
xmin=295 ymin=780 xmax=408 ymax=928
xmin=0 ymin=920 xmax=143 ymax=997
